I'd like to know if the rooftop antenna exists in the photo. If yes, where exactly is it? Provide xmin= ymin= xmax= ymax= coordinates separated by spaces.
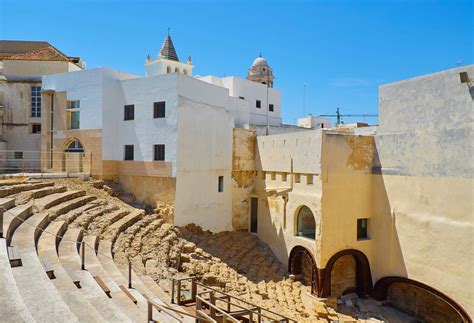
xmin=167 ymin=27 xmax=170 ymax=35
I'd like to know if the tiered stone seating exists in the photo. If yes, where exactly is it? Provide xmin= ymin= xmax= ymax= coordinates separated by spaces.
xmin=0 ymin=179 xmax=191 ymax=322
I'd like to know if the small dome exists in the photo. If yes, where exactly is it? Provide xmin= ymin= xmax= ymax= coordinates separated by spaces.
xmin=252 ymin=54 xmax=268 ymax=67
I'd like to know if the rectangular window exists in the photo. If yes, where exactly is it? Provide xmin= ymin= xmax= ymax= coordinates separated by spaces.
xmin=124 ymin=145 xmax=134 ymax=161
xmin=153 ymin=101 xmax=165 ymax=118
xmin=154 ymin=144 xmax=165 ymax=161
xmin=14 ymin=151 xmax=23 ymax=159
xmin=67 ymin=100 xmax=80 ymax=130
xmin=271 ymin=172 xmax=276 ymax=180
xmin=261 ymin=171 xmax=266 ymax=180
xmin=295 ymin=174 xmax=301 ymax=183
xmin=31 ymin=86 xmax=41 ymax=117
xmin=250 ymin=197 xmax=258 ymax=233
xmin=269 ymin=104 xmax=274 ymax=112
xmin=239 ymin=96 xmax=245 ymax=100
xmin=70 ymin=111 xmax=80 ymax=129
xmin=31 ymin=124 xmax=41 ymax=134
xmin=357 ymin=218 xmax=369 ymax=240
xmin=218 ymin=176 xmax=224 ymax=192
xmin=307 ymin=175 xmax=313 ymax=185
xmin=256 ymin=100 xmax=261 ymax=108
xmin=124 ymin=104 xmax=134 ymax=121
xmin=281 ymin=173 xmax=287 ymax=182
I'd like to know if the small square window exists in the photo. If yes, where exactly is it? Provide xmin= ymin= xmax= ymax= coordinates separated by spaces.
xmin=31 ymin=124 xmax=41 ymax=134
xmin=124 ymin=105 xmax=134 ymax=121
xmin=14 ymin=151 xmax=23 ymax=159
xmin=281 ymin=173 xmax=287 ymax=182
xmin=218 ymin=176 xmax=224 ymax=192
xmin=154 ymin=144 xmax=165 ymax=161
xmin=269 ymin=104 xmax=274 ymax=112
xmin=239 ymin=96 xmax=245 ymax=100
xmin=124 ymin=145 xmax=134 ymax=160
xmin=256 ymin=100 xmax=261 ymax=108
xmin=153 ymin=101 xmax=166 ymax=118
xmin=295 ymin=174 xmax=301 ymax=183
xmin=307 ymin=175 xmax=313 ymax=185
xmin=357 ymin=218 xmax=369 ymax=240
xmin=271 ymin=172 xmax=276 ymax=180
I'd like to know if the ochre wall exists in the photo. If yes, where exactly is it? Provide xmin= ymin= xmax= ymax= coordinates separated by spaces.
xmin=231 ymin=128 xmax=256 ymax=230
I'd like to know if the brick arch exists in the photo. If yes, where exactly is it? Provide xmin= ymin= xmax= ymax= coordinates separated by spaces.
xmin=318 ymin=249 xmax=372 ymax=298
xmin=372 ymin=276 xmax=471 ymax=323
xmin=288 ymin=245 xmax=318 ymax=294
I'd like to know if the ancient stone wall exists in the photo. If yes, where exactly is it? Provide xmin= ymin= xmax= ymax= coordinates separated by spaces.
xmin=231 ymin=128 xmax=256 ymax=230
xmin=330 ymin=255 xmax=356 ymax=298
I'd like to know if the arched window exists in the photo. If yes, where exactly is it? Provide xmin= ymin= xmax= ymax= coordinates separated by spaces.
xmin=64 ymin=139 xmax=84 ymax=153
xmin=175 ymin=67 xmax=180 ymax=73
xmin=166 ymin=66 xmax=171 ymax=73
xmin=296 ymin=206 xmax=315 ymax=239
xmin=183 ymin=69 xmax=188 ymax=75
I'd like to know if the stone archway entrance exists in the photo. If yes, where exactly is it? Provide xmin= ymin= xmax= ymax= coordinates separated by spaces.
xmin=62 ymin=138 xmax=85 ymax=173
xmin=372 ymin=277 xmax=471 ymax=323
xmin=318 ymin=249 xmax=372 ymax=298
xmin=288 ymin=246 xmax=318 ymax=294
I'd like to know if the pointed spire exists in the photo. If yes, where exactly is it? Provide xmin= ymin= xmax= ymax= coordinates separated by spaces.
xmin=158 ymin=33 xmax=179 ymax=61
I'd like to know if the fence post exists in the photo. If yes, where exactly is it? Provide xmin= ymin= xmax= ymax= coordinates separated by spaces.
xmin=191 ymin=277 xmax=197 ymax=302
xmin=0 ymin=208 xmax=4 ymax=239
xmin=177 ymin=280 xmax=182 ymax=305
xmin=81 ymin=241 xmax=85 ymax=270
xmin=209 ymin=292 xmax=216 ymax=318
xmin=147 ymin=301 xmax=153 ymax=322
xmin=171 ymin=278 xmax=175 ymax=304
xmin=128 ymin=261 xmax=132 ymax=288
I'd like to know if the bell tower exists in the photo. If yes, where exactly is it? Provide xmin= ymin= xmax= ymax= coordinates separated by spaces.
xmin=247 ymin=53 xmax=274 ymax=88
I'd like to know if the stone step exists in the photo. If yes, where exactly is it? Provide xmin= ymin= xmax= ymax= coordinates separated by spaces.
xmin=47 ymin=195 xmax=98 ymax=220
xmin=58 ymin=200 xmax=106 ymax=225
xmin=2 ymin=204 xmax=33 ymax=246
xmin=0 ymin=182 xmax=54 ymax=198
xmin=34 ymin=190 xmax=86 ymax=211
xmin=58 ymin=228 xmax=132 ymax=322
xmin=73 ymin=204 xmax=119 ymax=231
xmin=0 ymin=197 xmax=16 ymax=210
xmin=15 ymin=185 xmax=67 ymax=204
xmin=102 ymin=210 xmax=145 ymax=244
xmin=36 ymin=220 xmax=110 ymax=322
xmin=10 ymin=212 xmax=80 ymax=322
xmin=97 ymin=240 xmax=187 ymax=322
xmin=0 ymin=239 xmax=35 ymax=322
xmin=87 ymin=209 xmax=130 ymax=236
xmin=80 ymin=235 xmax=146 ymax=322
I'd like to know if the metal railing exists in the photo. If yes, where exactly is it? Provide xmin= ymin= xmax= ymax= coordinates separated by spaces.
xmin=0 ymin=150 xmax=92 ymax=176
xmin=171 ymin=277 xmax=296 ymax=323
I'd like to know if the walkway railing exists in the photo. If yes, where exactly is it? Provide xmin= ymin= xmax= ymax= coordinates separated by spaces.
xmin=0 ymin=150 xmax=92 ymax=177
xmin=171 ymin=277 xmax=297 ymax=322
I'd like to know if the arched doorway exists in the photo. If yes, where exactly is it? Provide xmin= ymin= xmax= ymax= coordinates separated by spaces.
xmin=288 ymin=246 xmax=317 ymax=294
xmin=372 ymin=277 xmax=471 ymax=323
xmin=295 ymin=206 xmax=316 ymax=239
xmin=62 ymin=138 xmax=84 ymax=172
xmin=319 ymin=249 xmax=372 ymax=298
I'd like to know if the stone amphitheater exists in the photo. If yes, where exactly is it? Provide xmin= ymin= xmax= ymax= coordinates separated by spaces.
xmin=0 ymin=177 xmax=387 ymax=322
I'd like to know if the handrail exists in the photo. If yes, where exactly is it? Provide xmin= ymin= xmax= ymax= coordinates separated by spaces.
xmin=196 ymin=295 xmax=240 ymax=323
xmin=197 ymin=290 xmax=281 ymax=322
xmin=172 ymin=277 xmax=297 ymax=322
xmin=147 ymin=298 xmax=212 ymax=322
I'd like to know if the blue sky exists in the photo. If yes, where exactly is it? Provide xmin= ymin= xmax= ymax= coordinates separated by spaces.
xmin=1 ymin=0 xmax=472 ymax=125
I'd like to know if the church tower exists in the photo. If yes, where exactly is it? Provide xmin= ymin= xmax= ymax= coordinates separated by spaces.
xmin=247 ymin=53 xmax=274 ymax=88
xmin=145 ymin=33 xmax=193 ymax=77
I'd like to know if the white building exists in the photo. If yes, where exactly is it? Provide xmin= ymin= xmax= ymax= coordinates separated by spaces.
xmin=41 ymin=35 xmax=282 ymax=232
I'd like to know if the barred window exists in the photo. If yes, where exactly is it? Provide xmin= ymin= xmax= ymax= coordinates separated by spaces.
xmin=31 ymin=86 xmax=41 ymax=117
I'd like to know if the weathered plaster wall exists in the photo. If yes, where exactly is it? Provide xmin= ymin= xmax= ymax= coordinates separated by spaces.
xmin=319 ymin=133 xmax=375 ymax=268
xmin=373 ymin=65 xmax=474 ymax=317
xmin=3 ymin=60 xmax=80 ymax=77
xmin=115 ymin=175 xmax=176 ymax=207
xmin=253 ymin=130 xmax=323 ymax=267
xmin=231 ymin=128 xmax=255 ymax=230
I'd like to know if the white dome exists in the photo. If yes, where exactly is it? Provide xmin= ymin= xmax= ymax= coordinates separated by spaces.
xmin=252 ymin=56 xmax=268 ymax=67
